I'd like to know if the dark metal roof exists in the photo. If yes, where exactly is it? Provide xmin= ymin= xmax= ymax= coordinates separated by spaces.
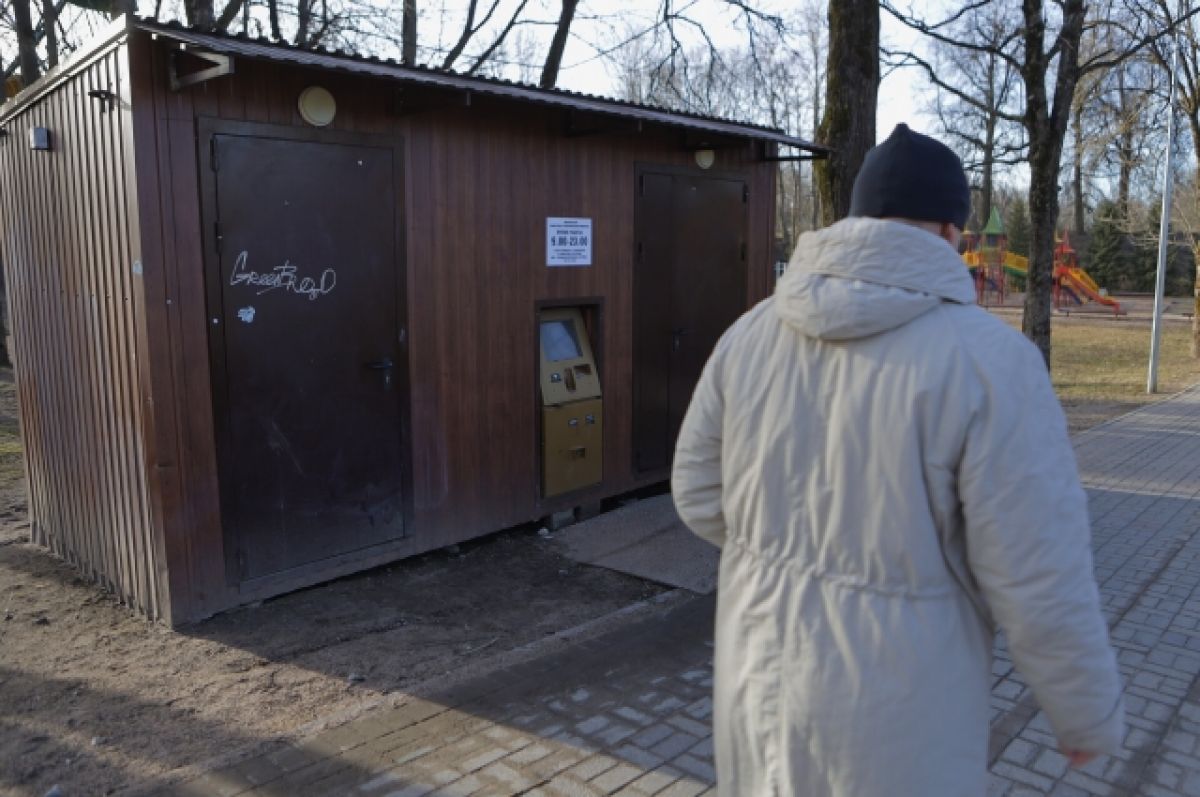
xmin=0 ymin=15 xmax=826 ymax=154
xmin=138 ymin=19 xmax=825 ymax=152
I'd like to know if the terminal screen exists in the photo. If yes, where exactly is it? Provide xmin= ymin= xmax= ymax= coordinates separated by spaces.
xmin=541 ymin=319 xmax=582 ymax=362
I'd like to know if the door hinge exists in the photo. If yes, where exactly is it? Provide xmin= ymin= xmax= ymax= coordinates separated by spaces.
xmin=743 ymin=185 xmax=749 ymax=203
xmin=740 ymin=242 xmax=747 ymax=262
xmin=214 ymin=221 xmax=223 ymax=254
xmin=639 ymin=174 xmax=645 ymax=197
xmin=637 ymin=241 xmax=644 ymax=260
xmin=210 ymin=137 xmax=219 ymax=172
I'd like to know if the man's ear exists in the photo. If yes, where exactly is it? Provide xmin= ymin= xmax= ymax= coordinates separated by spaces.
xmin=940 ymin=222 xmax=961 ymax=248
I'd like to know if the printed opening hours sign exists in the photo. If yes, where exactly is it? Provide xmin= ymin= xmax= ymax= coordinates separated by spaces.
xmin=546 ymin=217 xmax=593 ymax=267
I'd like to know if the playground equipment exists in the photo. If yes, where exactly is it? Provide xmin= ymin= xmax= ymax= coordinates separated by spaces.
xmin=962 ymin=208 xmax=1014 ymax=306
xmin=961 ymin=210 xmax=1121 ymax=315
xmin=1051 ymin=230 xmax=1121 ymax=314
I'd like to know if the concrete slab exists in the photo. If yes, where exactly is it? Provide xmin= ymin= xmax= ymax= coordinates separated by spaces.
xmin=551 ymin=494 xmax=719 ymax=595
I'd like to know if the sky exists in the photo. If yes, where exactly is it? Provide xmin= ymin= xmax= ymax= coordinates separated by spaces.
xmin=6 ymin=0 xmax=933 ymax=143
xmin=415 ymin=0 xmax=932 ymax=143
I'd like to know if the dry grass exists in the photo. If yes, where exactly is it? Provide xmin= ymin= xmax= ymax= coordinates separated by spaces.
xmin=0 ymin=371 xmax=20 ymax=484
xmin=1000 ymin=315 xmax=1200 ymax=433
xmin=1051 ymin=318 xmax=1200 ymax=401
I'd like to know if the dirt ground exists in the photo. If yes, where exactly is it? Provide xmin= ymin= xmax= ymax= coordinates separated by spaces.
xmin=0 ymin=364 xmax=666 ymax=796
xmin=1 ymin=305 xmax=1197 ymax=797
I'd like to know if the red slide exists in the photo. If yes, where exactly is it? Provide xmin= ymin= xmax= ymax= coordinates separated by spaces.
xmin=1059 ymin=269 xmax=1121 ymax=312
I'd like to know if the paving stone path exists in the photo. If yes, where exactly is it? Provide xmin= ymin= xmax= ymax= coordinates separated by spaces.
xmin=177 ymin=386 xmax=1200 ymax=797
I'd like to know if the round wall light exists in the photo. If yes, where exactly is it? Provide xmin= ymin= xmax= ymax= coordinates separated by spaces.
xmin=694 ymin=149 xmax=716 ymax=169
xmin=298 ymin=86 xmax=337 ymax=127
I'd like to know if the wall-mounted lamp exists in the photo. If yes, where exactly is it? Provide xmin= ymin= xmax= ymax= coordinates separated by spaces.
xmin=298 ymin=86 xmax=337 ymax=127
xmin=694 ymin=149 xmax=716 ymax=169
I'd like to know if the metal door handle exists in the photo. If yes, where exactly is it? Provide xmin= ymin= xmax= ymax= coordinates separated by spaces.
xmin=365 ymin=358 xmax=395 ymax=389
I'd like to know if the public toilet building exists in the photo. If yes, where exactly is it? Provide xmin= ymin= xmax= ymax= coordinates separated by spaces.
xmin=0 ymin=17 xmax=824 ymax=625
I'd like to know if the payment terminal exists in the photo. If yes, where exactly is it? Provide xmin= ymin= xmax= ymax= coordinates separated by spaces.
xmin=539 ymin=308 xmax=603 ymax=497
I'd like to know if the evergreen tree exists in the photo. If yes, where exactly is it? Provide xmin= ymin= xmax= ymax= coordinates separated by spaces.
xmin=1087 ymin=201 xmax=1130 ymax=291
xmin=1006 ymin=196 xmax=1032 ymax=257
xmin=1132 ymin=201 xmax=1164 ymax=293
xmin=1005 ymin=196 xmax=1032 ymax=291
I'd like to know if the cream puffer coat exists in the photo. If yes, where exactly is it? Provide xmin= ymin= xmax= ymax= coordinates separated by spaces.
xmin=672 ymin=218 xmax=1124 ymax=796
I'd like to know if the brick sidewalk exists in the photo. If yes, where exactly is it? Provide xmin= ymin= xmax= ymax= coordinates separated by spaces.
xmin=175 ymin=386 xmax=1200 ymax=797
xmin=173 ymin=596 xmax=720 ymax=797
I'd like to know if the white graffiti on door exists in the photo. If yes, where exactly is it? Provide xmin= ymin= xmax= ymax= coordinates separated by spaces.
xmin=230 ymin=250 xmax=338 ymax=301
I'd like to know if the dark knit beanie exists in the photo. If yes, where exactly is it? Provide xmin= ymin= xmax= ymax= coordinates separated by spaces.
xmin=848 ymin=124 xmax=971 ymax=230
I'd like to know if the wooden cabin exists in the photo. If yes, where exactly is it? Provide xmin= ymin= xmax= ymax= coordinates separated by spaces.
xmin=0 ymin=17 xmax=824 ymax=625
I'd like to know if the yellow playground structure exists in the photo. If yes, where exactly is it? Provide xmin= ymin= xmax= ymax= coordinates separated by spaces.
xmin=962 ymin=208 xmax=1121 ymax=315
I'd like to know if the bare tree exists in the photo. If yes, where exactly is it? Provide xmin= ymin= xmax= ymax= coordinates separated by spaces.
xmin=1065 ymin=6 xmax=1163 ymax=232
xmin=1138 ymin=0 xmax=1200 ymax=355
xmin=801 ymin=2 xmax=825 ymax=228
xmin=539 ymin=0 xmax=578 ymax=88
xmin=13 ymin=0 xmax=40 ymax=85
xmin=441 ymin=0 xmax=503 ymax=71
xmin=888 ymin=4 xmax=1024 ymax=229
xmin=1172 ymin=174 xmax=1200 ymax=356
xmin=465 ymin=0 xmax=529 ymax=76
xmin=817 ymin=0 xmax=879 ymax=226
xmin=886 ymin=0 xmax=1192 ymax=364
xmin=185 ymin=0 xmax=214 ymax=28
xmin=402 ymin=0 xmax=417 ymax=65
xmin=43 ymin=0 xmax=58 ymax=68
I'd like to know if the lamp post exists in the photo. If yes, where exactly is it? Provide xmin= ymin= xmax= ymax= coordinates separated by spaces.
xmin=1148 ymin=35 xmax=1180 ymax=394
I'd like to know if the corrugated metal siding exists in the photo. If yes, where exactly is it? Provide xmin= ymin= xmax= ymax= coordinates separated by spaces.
xmin=0 ymin=43 xmax=161 ymax=618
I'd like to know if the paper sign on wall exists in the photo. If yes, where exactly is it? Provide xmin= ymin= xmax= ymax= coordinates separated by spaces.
xmin=546 ymin=217 xmax=592 ymax=267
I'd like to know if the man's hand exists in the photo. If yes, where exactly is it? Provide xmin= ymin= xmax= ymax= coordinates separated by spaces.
xmin=1061 ymin=748 xmax=1099 ymax=768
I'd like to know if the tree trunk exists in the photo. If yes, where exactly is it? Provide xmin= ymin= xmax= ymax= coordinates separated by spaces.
xmin=402 ymin=0 xmax=418 ymax=65
xmin=185 ymin=0 xmax=216 ymax=29
xmin=441 ymin=0 xmax=480 ymax=70
xmin=540 ymin=0 xmax=579 ymax=89
xmin=1193 ymin=242 xmax=1200 ymax=358
xmin=1072 ymin=110 xmax=1085 ymax=232
xmin=13 ymin=0 xmax=41 ymax=86
xmin=811 ymin=79 xmax=821 ymax=229
xmin=1018 ymin=0 xmax=1085 ymax=366
xmin=1117 ymin=69 xmax=1133 ymax=215
xmin=816 ymin=0 xmax=879 ymax=226
xmin=810 ymin=25 xmax=822 ymax=229
xmin=979 ymin=57 xmax=997 ymax=230
xmin=981 ymin=115 xmax=996 ymax=228
xmin=43 ymin=0 xmax=58 ymax=69
xmin=296 ymin=0 xmax=312 ymax=46
xmin=1191 ymin=113 xmax=1200 ymax=358
xmin=267 ymin=0 xmax=282 ymax=40
xmin=1024 ymin=136 xmax=1062 ymax=366
xmin=1117 ymin=135 xmax=1134 ymax=215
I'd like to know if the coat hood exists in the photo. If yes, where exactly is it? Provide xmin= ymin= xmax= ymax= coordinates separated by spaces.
xmin=776 ymin=217 xmax=977 ymax=340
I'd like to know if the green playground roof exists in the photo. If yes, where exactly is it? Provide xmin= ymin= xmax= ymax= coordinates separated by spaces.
xmin=982 ymin=207 xmax=1006 ymax=236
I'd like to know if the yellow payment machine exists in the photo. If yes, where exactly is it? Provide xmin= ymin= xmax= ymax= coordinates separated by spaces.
xmin=539 ymin=308 xmax=603 ymax=497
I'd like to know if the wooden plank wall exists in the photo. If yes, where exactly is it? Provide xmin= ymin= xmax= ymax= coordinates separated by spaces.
xmin=0 ymin=43 xmax=163 ymax=618
xmin=132 ymin=33 xmax=778 ymax=622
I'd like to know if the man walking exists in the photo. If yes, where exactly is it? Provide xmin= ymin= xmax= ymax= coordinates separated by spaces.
xmin=671 ymin=124 xmax=1123 ymax=796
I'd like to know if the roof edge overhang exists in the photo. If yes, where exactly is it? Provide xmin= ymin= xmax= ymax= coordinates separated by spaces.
xmin=0 ymin=15 xmax=133 ymax=125
xmin=1 ymin=16 xmax=830 ymax=158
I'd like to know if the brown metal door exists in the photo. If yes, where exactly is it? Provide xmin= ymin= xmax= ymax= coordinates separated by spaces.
xmin=633 ymin=170 xmax=747 ymax=472
xmin=208 ymin=133 xmax=406 ymax=581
